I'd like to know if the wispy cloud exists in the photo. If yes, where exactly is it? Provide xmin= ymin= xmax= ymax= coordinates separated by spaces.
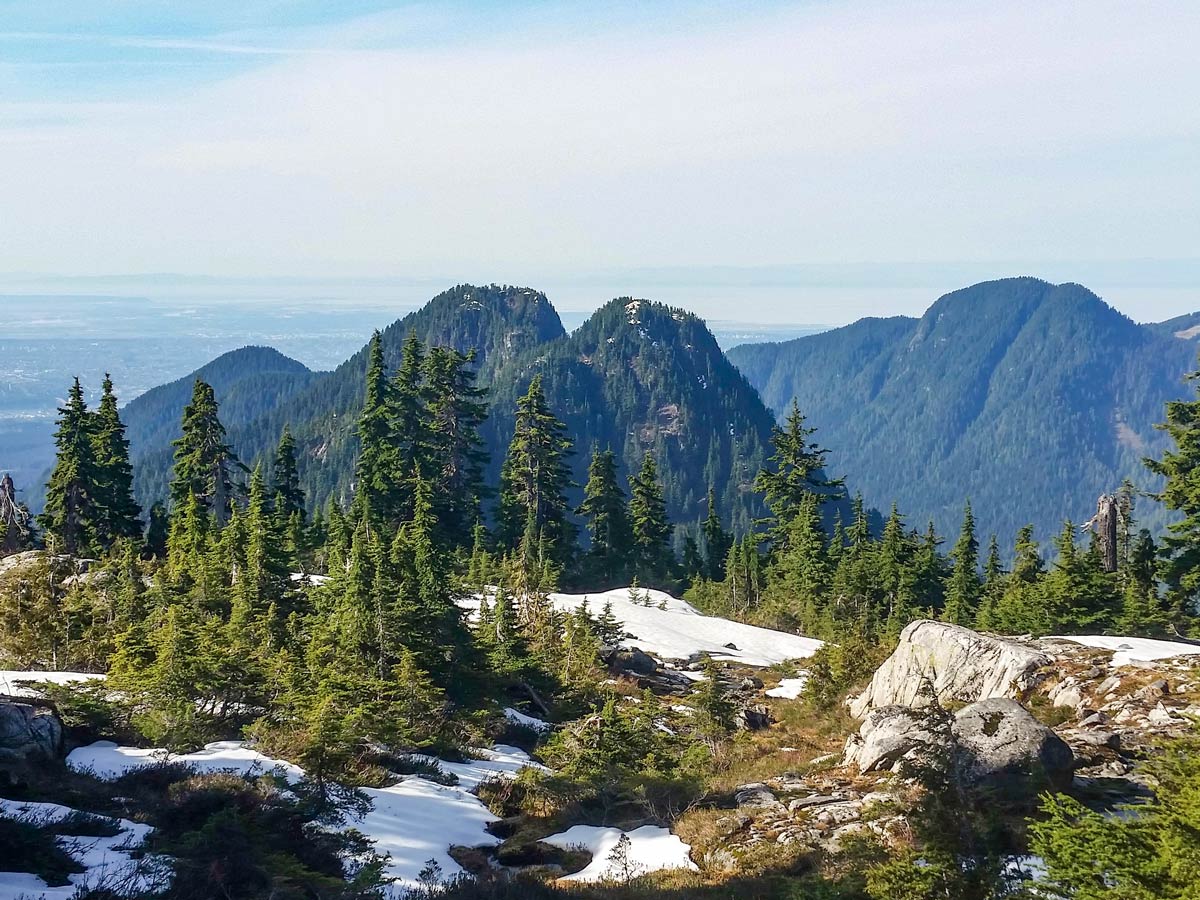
xmin=0 ymin=0 xmax=1198 ymax=323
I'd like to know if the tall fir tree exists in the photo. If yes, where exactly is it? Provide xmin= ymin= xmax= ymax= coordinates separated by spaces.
xmin=629 ymin=451 xmax=673 ymax=586
xmin=701 ymin=488 xmax=733 ymax=582
xmin=40 ymin=377 xmax=102 ymax=555
xmin=170 ymin=379 xmax=241 ymax=524
xmin=1145 ymin=363 xmax=1200 ymax=622
xmin=271 ymin=425 xmax=305 ymax=522
xmin=423 ymin=346 xmax=489 ymax=549
xmin=497 ymin=376 xmax=575 ymax=563
xmin=576 ymin=448 xmax=632 ymax=588
xmin=754 ymin=400 xmax=843 ymax=550
xmin=92 ymin=374 xmax=142 ymax=547
xmin=352 ymin=332 xmax=398 ymax=527
xmin=942 ymin=501 xmax=980 ymax=626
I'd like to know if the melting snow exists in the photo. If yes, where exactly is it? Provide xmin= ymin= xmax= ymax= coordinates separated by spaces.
xmin=66 ymin=740 xmax=541 ymax=893
xmin=504 ymin=707 xmax=552 ymax=732
xmin=542 ymin=824 xmax=696 ymax=882
xmin=0 ymin=798 xmax=164 ymax=900
xmin=544 ymin=587 xmax=822 ymax=666
xmin=0 ymin=671 xmax=104 ymax=698
xmin=1049 ymin=635 xmax=1200 ymax=667
xmin=765 ymin=675 xmax=809 ymax=699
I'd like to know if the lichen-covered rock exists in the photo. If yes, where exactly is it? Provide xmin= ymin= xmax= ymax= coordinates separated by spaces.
xmin=951 ymin=698 xmax=1074 ymax=792
xmin=848 ymin=620 xmax=1051 ymax=718
xmin=842 ymin=705 xmax=951 ymax=773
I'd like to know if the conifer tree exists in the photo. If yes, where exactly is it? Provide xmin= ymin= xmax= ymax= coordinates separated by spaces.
xmin=170 ymin=379 xmax=241 ymax=523
xmin=942 ymin=502 xmax=981 ymax=626
xmin=974 ymin=534 xmax=1004 ymax=630
xmin=701 ymin=488 xmax=733 ymax=581
xmin=1145 ymin=367 xmax=1200 ymax=620
xmin=577 ymin=448 xmax=632 ymax=588
xmin=629 ymin=451 xmax=673 ymax=586
xmin=272 ymin=425 xmax=305 ymax=523
xmin=1040 ymin=521 xmax=1118 ymax=633
xmin=990 ymin=525 xmax=1045 ymax=634
xmin=763 ymin=491 xmax=829 ymax=631
xmin=754 ymin=400 xmax=843 ymax=549
xmin=390 ymin=332 xmax=431 ymax=521
xmin=144 ymin=501 xmax=169 ymax=559
xmin=40 ymin=377 xmax=102 ymax=555
xmin=497 ymin=376 xmax=575 ymax=561
xmin=423 ymin=346 xmax=489 ymax=548
xmin=353 ymin=332 xmax=397 ymax=526
xmin=92 ymin=374 xmax=142 ymax=547
xmin=877 ymin=503 xmax=916 ymax=635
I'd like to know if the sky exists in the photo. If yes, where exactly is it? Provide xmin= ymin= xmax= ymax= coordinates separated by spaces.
xmin=2 ymin=1 xmax=1199 ymax=324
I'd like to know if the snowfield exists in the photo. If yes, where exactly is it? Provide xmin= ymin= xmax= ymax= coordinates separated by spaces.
xmin=1048 ymin=635 xmax=1200 ymax=667
xmin=0 ymin=798 xmax=164 ymax=900
xmin=466 ymin=587 xmax=823 ymax=667
xmin=61 ymin=740 xmax=551 ymax=892
xmin=542 ymin=824 xmax=697 ymax=882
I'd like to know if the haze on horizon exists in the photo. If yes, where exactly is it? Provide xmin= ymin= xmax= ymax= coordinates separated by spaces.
xmin=2 ymin=1 xmax=1199 ymax=325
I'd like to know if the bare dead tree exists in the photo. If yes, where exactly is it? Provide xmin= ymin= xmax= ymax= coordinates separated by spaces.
xmin=1082 ymin=493 xmax=1122 ymax=573
xmin=1 ymin=473 xmax=33 ymax=557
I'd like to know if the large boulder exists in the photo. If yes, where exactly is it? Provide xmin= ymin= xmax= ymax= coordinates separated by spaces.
xmin=849 ymin=620 xmax=1051 ymax=718
xmin=843 ymin=698 xmax=1073 ymax=793
xmin=952 ymin=698 xmax=1074 ymax=792
xmin=0 ymin=700 xmax=62 ymax=768
xmin=843 ymin=705 xmax=951 ymax=773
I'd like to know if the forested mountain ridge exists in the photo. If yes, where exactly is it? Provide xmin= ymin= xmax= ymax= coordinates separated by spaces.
xmin=484 ymin=297 xmax=778 ymax=534
xmin=121 ymin=286 xmax=774 ymax=533
xmin=726 ymin=277 xmax=1199 ymax=545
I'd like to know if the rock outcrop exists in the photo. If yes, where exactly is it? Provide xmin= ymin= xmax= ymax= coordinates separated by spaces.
xmin=848 ymin=620 xmax=1051 ymax=718
xmin=0 ymin=699 xmax=62 ymax=775
xmin=843 ymin=697 xmax=1073 ymax=793
xmin=953 ymin=698 xmax=1073 ymax=792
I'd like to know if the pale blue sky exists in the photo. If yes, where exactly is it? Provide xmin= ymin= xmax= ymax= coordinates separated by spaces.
xmin=2 ymin=1 xmax=1199 ymax=323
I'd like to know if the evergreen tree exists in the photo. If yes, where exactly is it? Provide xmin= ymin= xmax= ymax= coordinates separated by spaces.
xmin=271 ymin=425 xmax=305 ymax=523
xmin=701 ymin=488 xmax=733 ymax=581
xmin=144 ymin=501 xmax=169 ymax=559
xmin=629 ymin=451 xmax=673 ymax=586
xmin=170 ymin=379 xmax=241 ymax=523
xmin=1040 ymin=521 xmax=1118 ymax=633
xmin=352 ymin=332 xmax=398 ymax=526
xmin=1145 ymin=367 xmax=1200 ymax=622
xmin=497 ymin=376 xmax=575 ymax=562
xmin=877 ymin=503 xmax=917 ymax=636
xmin=991 ymin=525 xmax=1046 ymax=634
xmin=754 ymin=400 xmax=843 ymax=549
xmin=975 ymin=534 xmax=1004 ymax=630
xmin=92 ymin=374 xmax=142 ymax=547
xmin=423 ymin=346 xmax=489 ymax=549
xmin=576 ymin=448 xmax=632 ymax=588
xmin=762 ymin=491 xmax=830 ymax=632
xmin=40 ymin=377 xmax=102 ymax=555
xmin=389 ymin=332 xmax=431 ymax=522
xmin=943 ymin=501 xmax=981 ymax=626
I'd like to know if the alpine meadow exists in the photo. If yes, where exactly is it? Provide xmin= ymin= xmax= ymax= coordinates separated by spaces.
xmin=3 ymin=4 xmax=1200 ymax=900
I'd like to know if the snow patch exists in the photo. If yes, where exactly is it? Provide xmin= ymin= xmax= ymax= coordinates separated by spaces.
xmin=0 ymin=671 xmax=104 ymax=698
xmin=65 ymin=740 xmax=540 ymax=893
xmin=543 ymin=824 xmax=696 ymax=882
xmin=1049 ymin=635 xmax=1200 ymax=667
xmin=544 ymin=588 xmax=822 ymax=667
xmin=0 ymin=798 xmax=164 ymax=900
xmin=504 ymin=707 xmax=551 ymax=732
xmin=765 ymin=675 xmax=809 ymax=699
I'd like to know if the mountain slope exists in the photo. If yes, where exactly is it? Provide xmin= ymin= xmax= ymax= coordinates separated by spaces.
xmin=483 ymin=297 xmax=778 ymax=533
xmin=726 ymin=277 xmax=1198 ymax=544
xmin=125 ymin=287 xmax=779 ymax=535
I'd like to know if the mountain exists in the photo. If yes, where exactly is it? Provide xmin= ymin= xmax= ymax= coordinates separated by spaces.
xmin=483 ymin=297 xmax=777 ymax=533
xmin=123 ymin=284 xmax=566 ymax=511
xmin=123 ymin=285 xmax=773 ymax=533
xmin=726 ymin=277 xmax=1199 ymax=545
